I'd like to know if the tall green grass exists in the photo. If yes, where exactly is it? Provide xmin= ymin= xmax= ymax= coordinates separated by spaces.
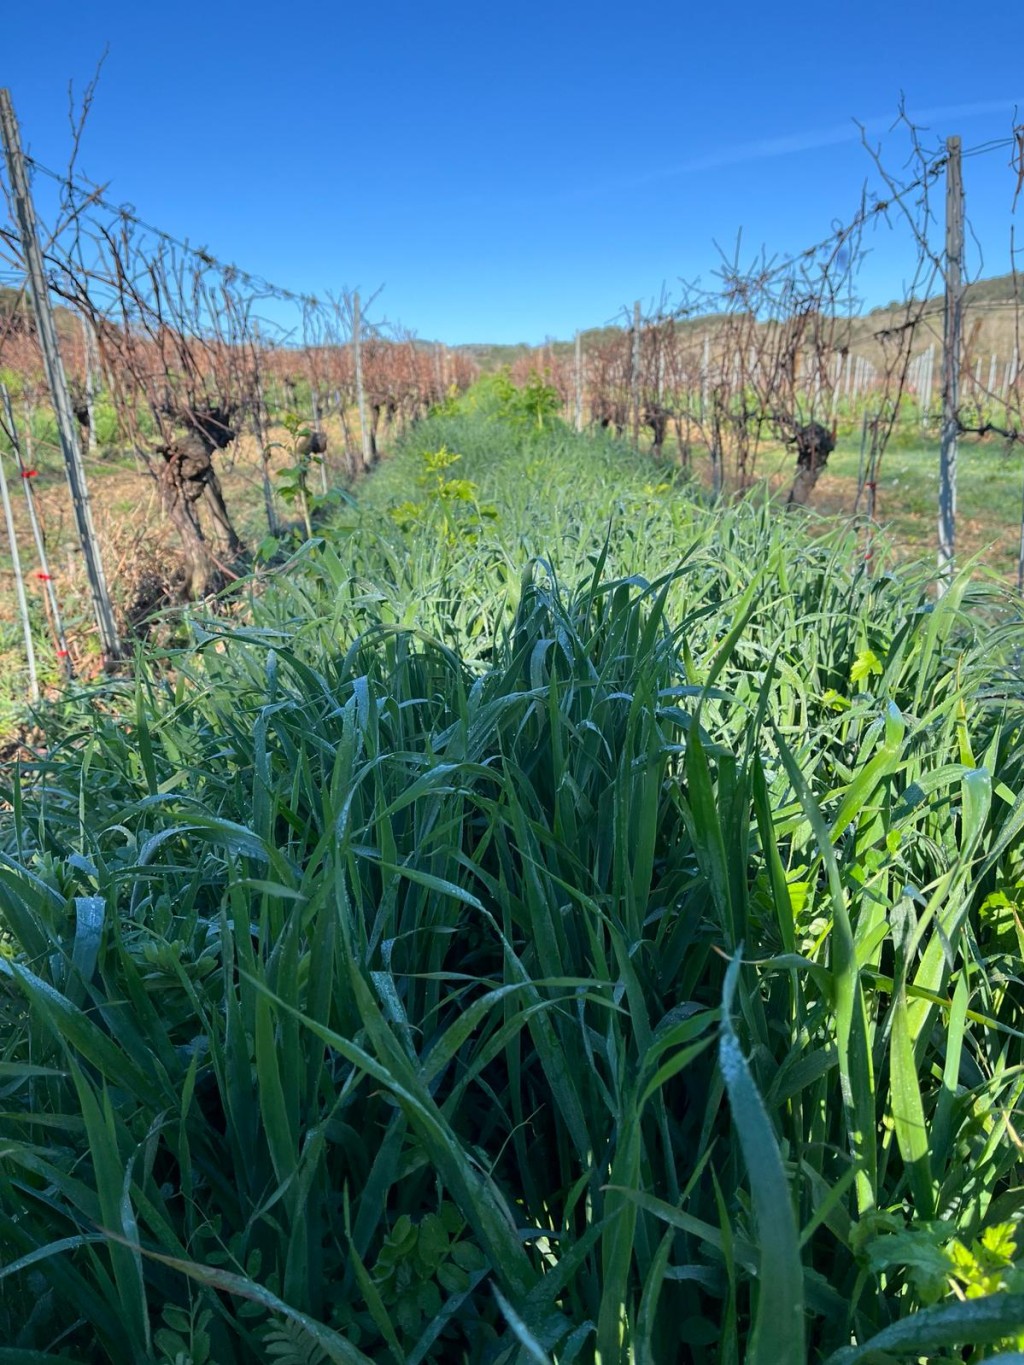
xmin=2 ymin=406 xmax=1024 ymax=1362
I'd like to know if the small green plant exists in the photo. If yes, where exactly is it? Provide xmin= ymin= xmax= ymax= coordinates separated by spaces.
xmin=483 ymin=367 xmax=562 ymax=430
xmin=448 ymin=369 xmax=562 ymax=432
xmin=0 ymin=365 xmax=24 ymax=402
xmin=339 ymin=1204 xmax=489 ymax=1355
xmin=92 ymin=396 xmax=121 ymax=448
xmin=154 ymin=1300 xmax=214 ymax=1365
xmin=258 ymin=1320 xmax=330 ymax=1365
xmin=390 ymin=443 xmax=497 ymax=543
xmin=275 ymin=412 xmax=329 ymax=539
xmin=427 ymin=384 xmax=463 ymax=419
xmin=860 ymin=1216 xmax=1024 ymax=1357
xmin=516 ymin=369 xmax=561 ymax=429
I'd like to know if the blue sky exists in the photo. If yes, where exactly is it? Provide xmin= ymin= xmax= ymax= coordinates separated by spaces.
xmin=2 ymin=0 xmax=1021 ymax=344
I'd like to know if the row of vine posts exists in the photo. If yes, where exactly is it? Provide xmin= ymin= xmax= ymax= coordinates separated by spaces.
xmin=1 ymin=87 xmax=1023 ymax=697
xmin=516 ymin=114 xmax=1024 ymax=591
xmin=0 ymin=86 xmax=476 ymax=681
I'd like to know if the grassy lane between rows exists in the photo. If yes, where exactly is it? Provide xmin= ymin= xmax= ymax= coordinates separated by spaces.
xmin=3 ymin=384 xmax=1024 ymax=1363
xmin=655 ymin=425 xmax=1024 ymax=582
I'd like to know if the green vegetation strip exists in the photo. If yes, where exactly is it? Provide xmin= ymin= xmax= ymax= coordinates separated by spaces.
xmin=3 ymin=379 xmax=1024 ymax=1362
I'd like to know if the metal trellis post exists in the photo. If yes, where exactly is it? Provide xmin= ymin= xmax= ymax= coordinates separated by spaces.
xmin=574 ymin=330 xmax=583 ymax=433
xmin=353 ymin=292 xmax=371 ymax=470
xmin=938 ymin=135 xmax=963 ymax=594
xmin=630 ymin=300 xmax=641 ymax=450
xmin=0 ymin=88 xmax=121 ymax=662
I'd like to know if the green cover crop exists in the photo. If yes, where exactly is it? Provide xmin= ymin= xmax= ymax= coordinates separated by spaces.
xmin=2 ymin=397 xmax=1024 ymax=1363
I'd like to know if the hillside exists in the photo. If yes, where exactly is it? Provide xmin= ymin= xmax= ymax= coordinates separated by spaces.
xmin=0 ymin=280 xmax=79 ymax=340
xmin=453 ymin=271 xmax=1023 ymax=370
xmin=3 ymin=271 xmax=1020 ymax=381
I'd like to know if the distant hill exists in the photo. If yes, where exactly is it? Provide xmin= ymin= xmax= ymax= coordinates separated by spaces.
xmin=3 ymin=271 xmax=1020 ymax=381
xmin=456 ymin=326 xmax=624 ymax=373
xmin=0 ymin=280 xmax=79 ymax=342
xmin=0 ymin=282 xmax=29 ymax=325
xmin=956 ymin=270 xmax=1022 ymax=307
xmin=452 ymin=273 xmax=1023 ymax=370
xmin=846 ymin=271 xmax=1022 ymax=367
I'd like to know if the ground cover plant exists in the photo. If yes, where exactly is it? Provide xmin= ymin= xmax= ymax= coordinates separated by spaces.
xmin=649 ymin=424 xmax=1024 ymax=582
xmin=2 ymin=388 xmax=1024 ymax=1362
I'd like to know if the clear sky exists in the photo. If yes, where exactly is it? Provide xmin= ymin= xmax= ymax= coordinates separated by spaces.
xmin=2 ymin=0 xmax=1021 ymax=344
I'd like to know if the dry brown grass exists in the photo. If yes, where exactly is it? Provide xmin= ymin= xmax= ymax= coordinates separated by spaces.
xmin=0 ymin=405 xmax=379 ymax=689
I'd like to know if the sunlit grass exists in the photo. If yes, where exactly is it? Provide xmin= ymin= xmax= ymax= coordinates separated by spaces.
xmin=2 ymin=402 xmax=1024 ymax=1362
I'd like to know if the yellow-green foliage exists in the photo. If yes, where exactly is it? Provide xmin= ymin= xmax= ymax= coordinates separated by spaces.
xmin=390 ymin=444 xmax=497 ymax=544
